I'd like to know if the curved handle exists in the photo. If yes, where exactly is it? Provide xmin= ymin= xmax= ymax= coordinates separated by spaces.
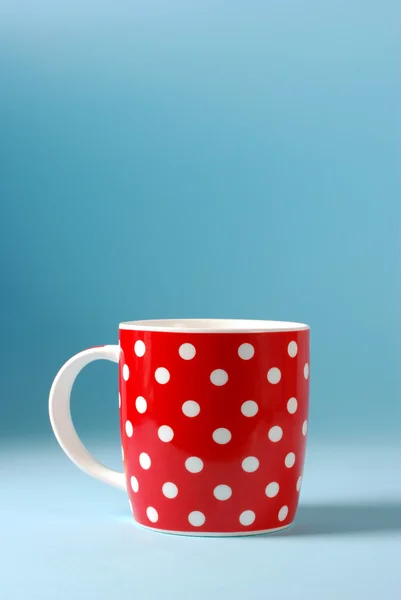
xmin=49 ymin=345 xmax=126 ymax=491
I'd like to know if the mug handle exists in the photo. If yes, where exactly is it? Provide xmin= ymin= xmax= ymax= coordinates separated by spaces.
xmin=49 ymin=345 xmax=126 ymax=491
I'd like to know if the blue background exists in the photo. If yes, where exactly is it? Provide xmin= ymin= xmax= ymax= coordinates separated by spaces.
xmin=0 ymin=2 xmax=400 ymax=598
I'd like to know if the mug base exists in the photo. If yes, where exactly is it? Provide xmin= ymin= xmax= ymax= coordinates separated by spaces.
xmin=133 ymin=520 xmax=293 ymax=537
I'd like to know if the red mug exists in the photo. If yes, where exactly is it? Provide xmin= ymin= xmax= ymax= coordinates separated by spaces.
xmin=49 ymin=318 xmax=310 ymax=536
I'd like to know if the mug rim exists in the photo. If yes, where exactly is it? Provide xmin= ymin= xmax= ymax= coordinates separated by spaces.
xmin=119 ymin=318 xmax=310 ymax=333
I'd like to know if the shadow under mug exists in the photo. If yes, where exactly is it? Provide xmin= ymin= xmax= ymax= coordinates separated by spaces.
xmin=49 ymin=318 xmax=310 ymax=536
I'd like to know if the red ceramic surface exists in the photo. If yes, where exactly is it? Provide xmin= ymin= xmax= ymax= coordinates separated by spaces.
xmin=119 ymin=327 xmax=309 ymax=535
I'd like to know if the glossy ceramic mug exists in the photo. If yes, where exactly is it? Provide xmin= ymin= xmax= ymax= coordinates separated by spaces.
xmin=49 ymin=318 xmax=310 ymax=536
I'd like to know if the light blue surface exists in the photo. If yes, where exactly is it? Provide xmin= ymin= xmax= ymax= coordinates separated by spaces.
xmin=2 ymin=440 xmax=400 ymax=599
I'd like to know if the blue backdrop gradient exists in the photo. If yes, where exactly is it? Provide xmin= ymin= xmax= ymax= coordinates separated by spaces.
xmin=0 ymin=2 xmax=399 ymax=442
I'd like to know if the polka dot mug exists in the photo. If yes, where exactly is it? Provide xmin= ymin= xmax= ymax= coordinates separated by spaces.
xmin=49 ymin=318 xmax=310 ymax=536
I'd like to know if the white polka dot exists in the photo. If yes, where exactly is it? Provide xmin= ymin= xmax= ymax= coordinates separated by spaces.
xmin=128 ymin=500 xmax=133 ymax=513
xmin=267 ymin=367 xmax=281 ymax=384
xmin=139 ymin=452 xmax=151 ymax=470
xmin=268 ymin=426 xmax=283 ymax=442
xmin=162 ymin=482 xmax=178 ymax=499
xmin=178 ymin=343 xmax=196 ymax=360
xmin=155 ymin=367 xmax=170 ymax=384
xmin=146 ymin=506 xmax=158 ymax=523
xmin=188 ymin=511 xmax=205 ymax=527
xmin=278 ymin=505 xmax=288 ymax=522
xmin=239 ymin=510 xmax=255 ymax=526
xmin=304 ymin=363 xmax=309 ymax=379
xmin=238 ymin=343 xmax=255 ymax=360
xmin=287 ymin=397 xmax=298 ymax=414
xmin=265 ymin=482 xmax=279 ymax=498
xmin=213 ymin=484 xmax=232 ymax=501
xmin=288 ymin=341 xmax=298 ymax=357
xmin=122 ymin=364 xmax=130 ymax=381
xmin=302 ymin=420 xmax=308 ymax=436
xmin=185 ymin=457 xmax=204 ymax=473
xmin=296 ymin=476 xmax=302 ymax=492
xmin=125 ymin=420 xmax=133 ymax=437
xmin=121 ymin=446 xmax=124 ymax=461
xmin=285 ymin=452 xmax=296 ymax=468
xmin=242 ymin=456 xmax=259 ymax=472
xmin=158 ymin=425 xmax=174 ymax=443
xmin=134 ymin=340 xmax=146 ymax=357
xmin=135 ymin=396 xmax=147 ymax=414
xmin=212 ymin=428 xmax=232 ymax=444
xmin=210 ymin=369 xmax=228 ymax=386
xmin=241 ymin=400 xmax=258 ymax=417
xmin=182 ymin=400 xmax=200 ymax=417
xmin=130 ymin=476 xmax=139 ymax=493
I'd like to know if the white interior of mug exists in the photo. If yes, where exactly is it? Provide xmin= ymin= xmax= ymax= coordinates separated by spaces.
xmin=119 ymin=319 xmax=309 ymax=332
